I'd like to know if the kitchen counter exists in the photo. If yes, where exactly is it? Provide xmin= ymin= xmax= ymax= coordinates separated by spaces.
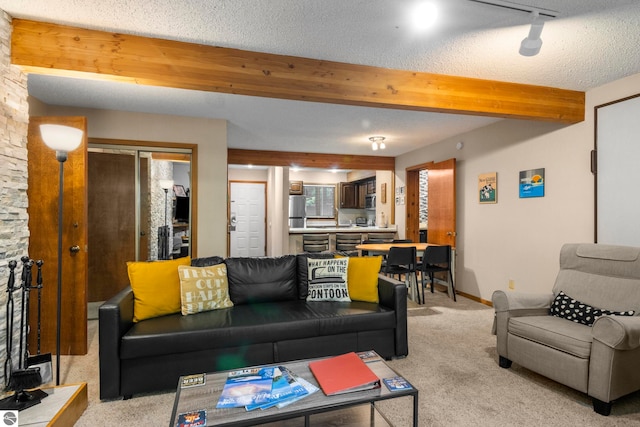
xmin=288 ymin=226 xmax=397 ymax=254
xmin=289 ymin=225 xmax=397 ymax=234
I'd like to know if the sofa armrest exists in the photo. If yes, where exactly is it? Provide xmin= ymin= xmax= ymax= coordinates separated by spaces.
xmin=378 ymin=274 xmax=408 ymax=357
xmin=492 ymin=290 xmax=554 ymax=313
xmin=592 ymin=315 xmax=640 ymax=350
xmin=99 ymin=286 xmax=135 ymax=399
xmin=492 ymin=290 xmax=553 ymax=357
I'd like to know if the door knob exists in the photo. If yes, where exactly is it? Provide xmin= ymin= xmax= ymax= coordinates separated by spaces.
xmin=69 ymin=245 xmax=81 ymax=253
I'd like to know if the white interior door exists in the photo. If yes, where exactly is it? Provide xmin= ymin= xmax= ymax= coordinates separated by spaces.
xmin=230 ymin=182 xmax=266 ymax=257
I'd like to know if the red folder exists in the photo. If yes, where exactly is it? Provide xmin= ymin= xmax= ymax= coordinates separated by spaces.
xmin=309 ymin=352 xmax=380 ymax=396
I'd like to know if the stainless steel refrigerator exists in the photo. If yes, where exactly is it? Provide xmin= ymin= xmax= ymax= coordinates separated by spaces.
xmin=289 ymin=195 xmax=306 ymax=228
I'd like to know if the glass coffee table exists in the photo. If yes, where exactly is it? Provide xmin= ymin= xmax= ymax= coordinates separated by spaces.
xmin=169 ymin=352 xmax=418 ymax=427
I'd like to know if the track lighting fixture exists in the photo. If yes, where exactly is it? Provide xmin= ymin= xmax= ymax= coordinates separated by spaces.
xmin=519 ymin=11 xmax=544 ymax=56
xmin=466 ymin=1 xmax=556 ymax=57
xmin=370 ymin=136 xmax=386 ymax=151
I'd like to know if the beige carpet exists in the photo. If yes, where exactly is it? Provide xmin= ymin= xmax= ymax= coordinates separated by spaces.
xmin=60 ymin=290 xmax=640 ymax=426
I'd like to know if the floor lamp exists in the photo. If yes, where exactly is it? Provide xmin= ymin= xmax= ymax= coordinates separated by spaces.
xmin=39 ymin=124 xmax=84 ymax=386
xmin=159 ymin=180 xmax=174 ymax=260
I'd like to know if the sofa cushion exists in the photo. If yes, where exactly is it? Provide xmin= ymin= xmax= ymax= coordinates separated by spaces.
xmin=225 ymin=255 xmax=298 ymax=304
xmin=178 ymin=264 xmax=234 ymax=315
xmin=343 ymin=256 xmax=383 ymax=303
xmin=191 ymin=256 xmax=225 ymax=267
xmin=127 ymin=257 xmax=191 ymax=322
xmin=508 ymin=315 xmax=593 ymax=358
xmin=550 ymin=291 xmax=600 ymax=326
xmin=120 ymin=300 xmax=395 ymax=360
xmin=306 ymin=258 xmax=350 ymax=302
xmin=550 ymin=291 xmax=635 ymax=326
xmin=296 ymin=253 xmax=339 ymax=300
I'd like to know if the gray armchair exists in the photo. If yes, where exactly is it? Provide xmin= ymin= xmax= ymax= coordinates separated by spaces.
xmin=492 ymin=243 xmax=640 ymax=416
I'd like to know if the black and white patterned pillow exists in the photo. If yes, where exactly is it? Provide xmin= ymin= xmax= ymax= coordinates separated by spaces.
xmin=550 ymin=291 xmax=635 ymax=326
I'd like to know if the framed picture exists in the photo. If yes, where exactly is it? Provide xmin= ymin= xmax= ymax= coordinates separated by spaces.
xmin=174 ymin=184 xmax=187 ymax=197
xmin=519 ymin=168 xmax=545 ymax=198
xmin=380 ymin=183 xmax=387 ymax=204
xmin=478 ymin=172 xmax=497 ymax=204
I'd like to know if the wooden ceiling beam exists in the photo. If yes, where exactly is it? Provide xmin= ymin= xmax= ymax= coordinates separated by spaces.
xmin=228 ymin=149 xmax=395 ymax=171
xmin=11 ymin=19 xmax=584 ymax=123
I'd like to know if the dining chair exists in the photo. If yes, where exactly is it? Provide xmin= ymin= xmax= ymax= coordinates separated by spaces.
xmin=382 ymin=246 xmax=420 ymax=304
xmin=359 ymin=239 xmax=378 ymax=256
xmin=419 ymin=245 xmax=456 ymax=302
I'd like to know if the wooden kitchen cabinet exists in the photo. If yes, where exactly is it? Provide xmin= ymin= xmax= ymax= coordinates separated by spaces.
xmin=339 ymin=182 xmax=357 ymax=208
xmin=367 ymin=179 xmax=376 ymax=195
xmin=357 ymin=182 xmax=367 ymax=209
xmin=289 ymin=180 xmax=303 ymax=195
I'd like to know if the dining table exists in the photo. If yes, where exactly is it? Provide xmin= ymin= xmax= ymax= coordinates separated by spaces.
xmin=354 ymin=242 xmax=433 ymax=254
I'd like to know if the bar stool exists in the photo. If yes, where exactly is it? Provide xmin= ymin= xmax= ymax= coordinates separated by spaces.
xmin=303 ymin=234 xmax=330 ymax=253
xmin=335 ymin=233 xmax=362 ymax=252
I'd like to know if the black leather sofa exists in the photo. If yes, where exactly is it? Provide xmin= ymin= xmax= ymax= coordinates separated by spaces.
xmin=99 ymin=254 xmax=408 ymax=399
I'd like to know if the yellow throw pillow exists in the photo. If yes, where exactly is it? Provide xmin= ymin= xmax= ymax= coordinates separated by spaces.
xmin=341 ymin=256 xmax=382 ymax=303
xmin=127 ymin=257 xmax=191 ymax=322
xmin=178 ymin=264 xmax=234 ymax=315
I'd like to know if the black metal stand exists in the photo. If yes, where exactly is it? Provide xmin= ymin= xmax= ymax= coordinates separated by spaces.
xmin=0 ymin=387 xmax=48 ymax=411
xmin=54 ymin=154 xmax=65 ymax=386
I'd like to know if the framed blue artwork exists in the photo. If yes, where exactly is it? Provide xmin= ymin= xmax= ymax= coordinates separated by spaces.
xmin=519 ymin=168 xmax=545 ymax=198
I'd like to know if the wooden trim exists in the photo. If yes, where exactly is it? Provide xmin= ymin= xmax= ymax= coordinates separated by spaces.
xmin=152 ymin=152 xmax=191 ymax=162
xmin=11 ymin=19 xmax=584 ymax=123
xmin=90 ymin=137 xmax=198 ymax=257
xmin=49 ymin=382 xmax=88 ymax=427
xmin=456 ymin=290 xmax=493 ymax=307
xmin=228 ymin=148 xmax=395 ymax=171
xmin=593 ymin=92 xmax=640 ymax=243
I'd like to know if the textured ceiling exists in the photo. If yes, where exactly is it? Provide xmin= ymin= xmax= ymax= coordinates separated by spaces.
xmin=2 ymin=0 xmax=640 ymax=157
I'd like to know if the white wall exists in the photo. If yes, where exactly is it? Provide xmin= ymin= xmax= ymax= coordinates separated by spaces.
xmin=396 ymin=72 xmax=640 ymax=302
xmin=29 ymin=102 xmax=228 ymax=257
xmin=289 ymin=170 xmax=347 ymax=184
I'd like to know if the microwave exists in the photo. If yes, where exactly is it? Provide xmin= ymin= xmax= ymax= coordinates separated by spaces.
xmin=365 ymin=194 xmax=376 ymax=210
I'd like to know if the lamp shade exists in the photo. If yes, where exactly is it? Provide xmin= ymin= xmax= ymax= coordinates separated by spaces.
xmin=39 ymin=124 xmax=84 ymax=153
xmin=159 ymin=179 xmax=174 ymax=190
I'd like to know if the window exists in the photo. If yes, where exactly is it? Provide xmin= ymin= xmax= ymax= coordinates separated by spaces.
xmin=304 ymin=184 xmax=335 ymax=218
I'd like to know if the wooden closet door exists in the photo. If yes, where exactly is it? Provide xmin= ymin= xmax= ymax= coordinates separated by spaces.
xmin=87 ymin=151 xmax=136 ymax=302
xmin=27 ymin=116 xmax=88 ymax=355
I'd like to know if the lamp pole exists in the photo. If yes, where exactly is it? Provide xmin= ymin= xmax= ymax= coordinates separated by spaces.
xmin=54 ymin=151 xmax=66 ymax=386
xmin=163 ymin=188 xmax=169 ymax=228
xmin=158 ymin=180 xmax=174 ymax=260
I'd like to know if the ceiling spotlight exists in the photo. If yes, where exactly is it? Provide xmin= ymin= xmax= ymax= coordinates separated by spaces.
xmin=520 ymin=11 xmax=544 ymax=56
xmin=369 ymin=136 xmax=386 ymax=151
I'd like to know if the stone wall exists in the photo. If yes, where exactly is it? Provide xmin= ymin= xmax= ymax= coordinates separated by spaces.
xmin=0 ymin=11 xmax=30 ymax=386
xmin=149 ymin=160 xmax=173 ymax=259
xmin=419 ymin=169 xmax=428 ymax=225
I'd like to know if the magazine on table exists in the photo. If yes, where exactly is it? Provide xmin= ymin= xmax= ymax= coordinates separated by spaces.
xmin=357 ymin=350 xmax=382 ymax=364
xmin=383 ymin=376 xmax=413 ymax=391
xmin=245 ymin=366 xmax=309 ymax=411
xmin=176 ymin=409 xmax=206 ymax=427
xmin=276 ymin=374 xmax=320 ymax=408
xmin=246 ymin=366 xmax=307 ymax=411
xmin=216 ymin=367 xmax=275 ymax=409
